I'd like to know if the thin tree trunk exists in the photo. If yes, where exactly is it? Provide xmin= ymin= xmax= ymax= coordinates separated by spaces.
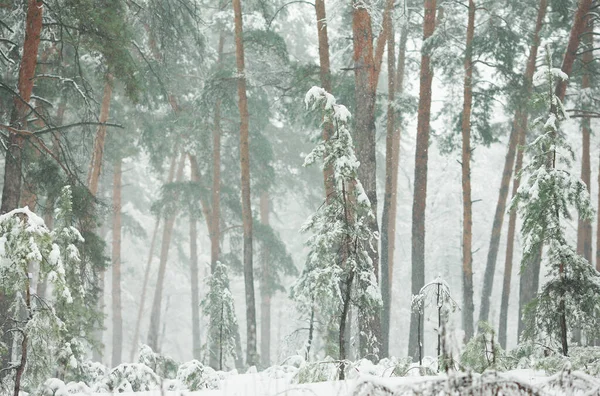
xmin=233 ymin=0 xmax=258 ymax=368
xmin=129 ymin=217 xmax=160 ymax=361
xmin=111 ymin=157 xmax=123 ymax=367
xmin=577 ymin=19 xmax=593 ymax=265
xmin=314 ymin=0 xmax=335 ymax=201
xmin=0 ymin=0 xmax=43 ymax=375
xmin=259 ymin=192 xmax=271 ymax=368
xmin=13 ymin=272 xmax=32 ymax=396
xmin=461 ymin=0 xmax=476 ymax=341
xmin=210 ymin=32 xmax=225 ymax=273
xmin=87 ymin=75 xmax=114 ymax=197
xmin=147 ymin=153 xmax=186 ymax=351
xmin=408 ymin=0 xmax=437 ymax=361
xmin=480 ymin=0 xmax=547 ymax=325
xmin=381 ymin=13 xmax=409 ymax=359
xmin=190 ymin=217 xmax=201 ymax=360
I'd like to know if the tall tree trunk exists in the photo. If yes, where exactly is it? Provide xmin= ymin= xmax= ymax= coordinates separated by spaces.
xmin=89 ymin=74 xmax=114 ymax=363
xmin=352 ymin=0 xmax=392 ymax=359
xmin=0 ymin=0 xmax=43 ymax=214
xmin=259 ymin=192 xmax=271 ymax=368
xmin=233 ymin=0 xmax=258 ymax=368
xmin=480 ymin=0 xmax=547 ymax=325
xmin=381 ymin=13 xmax=409 ymax=359
xmin=577 ymin=20 xmax=593 ymax=265
xmin=517 ymin=244 xmax=542 ymax=337
xmin=147 ymin=153 xmax=186 ymax=351
xmin=111 ymin=157 xmax=123 ymax=367
xmin=0 ymin=0 xmax=43 ymax=376
xmin=129 ymin=217 xmax=160 ymax=361
xmin=461 ymin=0 xmax=476 ymax=341
xmin=314 ymin=0 xmax=335 ymax=201
xmin=408 ymin=0 xmax=437 ymax=361
xmin=190 ymin=217 xmax=201 ymax=360
xmin=210 ymin=32 xmax=225 ymax=273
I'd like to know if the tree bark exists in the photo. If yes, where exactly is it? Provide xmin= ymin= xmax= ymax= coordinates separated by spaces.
xmin=577 ymin=19 xmax=593 ymax=265
xmin=147 ymin=153 xmax=186 ymax=351
xmin=352 ymin=0 xmax=392 ymax=359
xmin=555 ymin=0 xmax=593 ymax=101
xmin=461 ymin=0 xmax=476 ymax=341
xmin=87 ymin=75 xmax=114 ymax=197
xmin=381 ymin=14 xmax=409 ymax=359
xmin=233 ymin=0 xmax=258 ymax=368
xmin=408 ymin=0 xmax=437 ymax=361
xmin=129 ymin=217 xmax=160 ymax=361
xmin=315 ymin=0 xmax=335 ymax=201
xmin=111 ymin=157 xmax=123 ymax=367
xmin=259 ymin=192 xmax=271 ymax=368
xmin=210 ymin=32 xmax=225 ymax=273
xmin=480 ymin=0 xmax=547 ymax=325
xmin=190 ymin=217 xmax=201 ymax=360
xmin=0 ymin=0 xmax=43 ymax=376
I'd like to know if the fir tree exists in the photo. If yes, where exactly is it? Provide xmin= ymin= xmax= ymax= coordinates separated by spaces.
xmin=201 ymin=261 xmax=238 ymax=371
xmin=511 ymin=48 xmax=600 ymax=356
xmin=291 ymin=87 xmax=381 ymax=379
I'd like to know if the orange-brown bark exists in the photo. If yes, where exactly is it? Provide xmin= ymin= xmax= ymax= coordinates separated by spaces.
xmin=233 ymin=0 xmax=258 ymax=367
xmin=408 ymin=0 xmax=437 ymax=360
xmin=1 ymin=0 xmax=43 ymax=214
xmin=111 ymin=157 xmax=123 ymax=367
xmin=461 ymin=0 xmax=475 ymax=341
xmin=315 ymin=0 xmax=335 ymax=201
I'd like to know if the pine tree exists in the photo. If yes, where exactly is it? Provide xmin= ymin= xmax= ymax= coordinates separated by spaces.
xmin=201 ymin=262 xmax=239 ymax=371
xmin=291 ymin=87 xmax=381 ymax=379
xmin=512 ymin=49 xmax=600 ymax=355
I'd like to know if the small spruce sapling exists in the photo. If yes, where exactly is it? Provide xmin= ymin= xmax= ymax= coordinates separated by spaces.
xmin=201 ymin=262 xmax=238 ymax=370
xmin=291 ymin=87 xmax=382 ymax=380
xmin=510 ymin=47 xmax=600 ymax=356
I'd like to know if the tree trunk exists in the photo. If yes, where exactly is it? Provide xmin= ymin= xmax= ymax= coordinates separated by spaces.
xmin=259 ymin=192 xmax=271 ymax=368
xmin=129 ymin=217 xmax=160 ymax=361
xmin=408 ymin=0 xmax=437 ymax=361
xmin=577 ymin=19 xmax=593 ymax=265
xmin=210 ymin=32 xmax=225 ymax=273
xmin=111 ymin=157 xmax=123 ymax=367
xmin=147 ymin=153 xmax=186 ymax=351
xmin=190 ymin=217 xmax=201 ymax=360
xmin=87 ymin=75 xmax=114 ymax=197
xmin=314 ymin=0 xmax=335 ymax=201
xmin=461 ymin=0 xmax=476 ymax=341
xmin=555 ymin=0 xmax=593 ymax=101
xmin=352 ymin=0 xmax=392 ymax=359
xmin=233 ymin=0 xmax=258 ymax=368
xmin=381 ymin=13 xmax=409 ymax=359
xmin=480 ymin=0 xmax=547 ymax=325
xmin=517 ymin=244 xmax=542 ymax=337
xmin=0 ymin=0 xmax=43 ymax=375
xmin=0 ymin=0 xmax=43 ymax=214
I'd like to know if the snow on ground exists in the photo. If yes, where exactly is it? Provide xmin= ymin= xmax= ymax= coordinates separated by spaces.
xmin=61 ymin=368 xmax=600 ymax=396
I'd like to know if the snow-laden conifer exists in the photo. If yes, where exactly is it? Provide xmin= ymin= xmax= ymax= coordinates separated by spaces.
xmin=291 ymin=87 xmax=381 ymax=379
xmin=201 ymin=261 xmax=238 ymax=370
xmin=510 ymin=48 xmax=600 ymax=355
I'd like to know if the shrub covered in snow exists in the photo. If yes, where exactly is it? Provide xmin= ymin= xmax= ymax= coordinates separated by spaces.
xmin=93 ymin=363 xmax=160 ymax=392
xmin=176 ymin=359 xmax=220 ymax=390
xmin=137 ymin=344 xmax=179 ymax=379
xmin=294 ymin=356 xmax=340 ymax=384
